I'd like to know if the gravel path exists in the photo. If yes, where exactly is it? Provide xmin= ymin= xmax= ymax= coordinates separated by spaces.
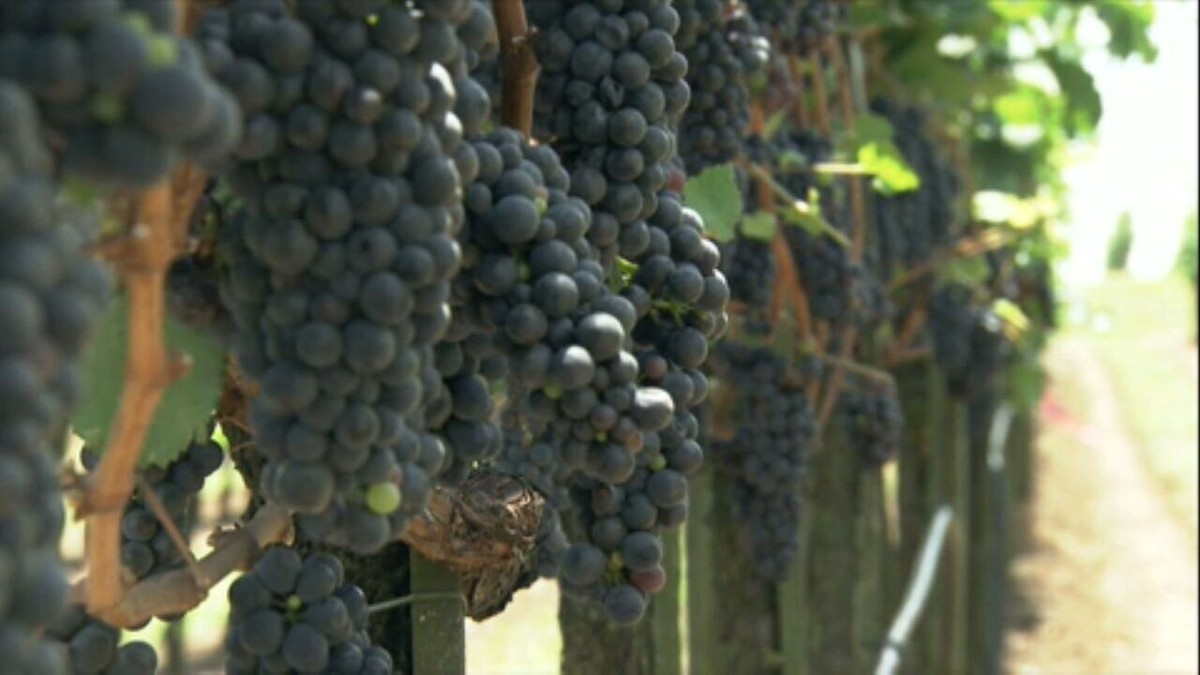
xmin=1006 ymin=338 xmax=1199 ymax=674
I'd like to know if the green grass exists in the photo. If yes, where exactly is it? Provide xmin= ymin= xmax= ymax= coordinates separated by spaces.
xmin=1072 ymin=273 xmax=1199 ymax=533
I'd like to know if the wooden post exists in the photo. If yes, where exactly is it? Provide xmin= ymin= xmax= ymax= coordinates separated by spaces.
xmin=689 ymin=472 xmax=780 ymax=675
xmin=916 ymin=365 xmax=948 ymax=675
xmin=778 ymin=510 xmax=813 ymax=675
xmin=803 ymin=420 xmax=860 ymax=674
xmin=940 ymin=398 xmax=971 ymax=675
xmin=967 ymin=393 xmax=1000 ymax=675
xmin=409 ymin=552 xmax=465 ymax=675
xmin=651 ymin=529 xmax=682 ymax=675
xmin=853 ymin=469 xmax=888 ymax=673
xmin=685 ymin=466 xmax=718 ymax=675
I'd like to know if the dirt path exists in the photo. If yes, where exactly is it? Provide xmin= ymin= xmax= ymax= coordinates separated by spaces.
xmin=1006 ymin=337 xmax=1199 ymax=674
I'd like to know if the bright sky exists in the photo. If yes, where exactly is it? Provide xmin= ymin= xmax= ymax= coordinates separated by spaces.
xmin=1059 ymin=0 xmax=1199 ymax=286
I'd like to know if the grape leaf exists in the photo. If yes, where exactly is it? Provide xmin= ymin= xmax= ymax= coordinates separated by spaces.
xmin=684 ymin=164 xmax=742 ymax=243
xmin=72 ymin=296 xmax=226 ymax=468
xmin=850 ymin=114 xmax=921 ymax=195
xmin=740 ymin=212 xmax=777 ymax=242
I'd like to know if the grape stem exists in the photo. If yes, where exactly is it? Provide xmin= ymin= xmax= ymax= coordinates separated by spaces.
xmin=136 ymin=474 xmax=210 ymax=590
xmin=72 ymin=502 xmax=292 ymax=628
xmin=887 ymin=228 xmax=1013 ymax=293
xmin=80 ymin=164 xmax=208 ymax=615
xmin=787 ymin=54 xmax=813 ymax=130
xmin=813 ymin=352 xmax=896 ymax=387
xmin=744 ymin=162 xmax=851 ymax=248
xmin=808 ymin=48 xmax=833 ymax=136
xmin=494 ymin=0 xmax=540 ymax=137
xmin=887 ymin=299 xmax=929 ymax=364
xmin=815 ymin=326 xmax=859 ymax=436
xmin=825 ymin=35 xmax=868 ymax=262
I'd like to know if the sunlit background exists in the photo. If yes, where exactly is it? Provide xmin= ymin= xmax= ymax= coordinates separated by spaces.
xmin=1062 ymin=0 xmax=1198 ymax=284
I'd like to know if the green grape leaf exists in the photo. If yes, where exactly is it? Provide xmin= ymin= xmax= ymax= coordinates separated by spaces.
xmin=73 ymin=296 xmax=226 ymax=468
xmin=991 ymin=298 xmax=1030 ymax=342
xmin=850 ymin=114 xmax=921 ymax=194
xmin=740 ymin=212 xmax=777 ymax=242
xmin=859 ymin=142 xmax=921 ymax=195
xmin=684 ymin=164 xmax=742 ymax=243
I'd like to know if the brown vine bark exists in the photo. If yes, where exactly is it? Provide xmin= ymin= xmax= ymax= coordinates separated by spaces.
xmin=494 ymin=0 xmax=539 ymax=137
xmin=81 ymin=165 xmax=208 ymax=614
xmin=75 ymin=502 xmax=292 ymax=627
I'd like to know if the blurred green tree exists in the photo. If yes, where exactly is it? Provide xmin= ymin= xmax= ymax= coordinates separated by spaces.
xmin=1107 ymin=210 xmax=1135 ymax=272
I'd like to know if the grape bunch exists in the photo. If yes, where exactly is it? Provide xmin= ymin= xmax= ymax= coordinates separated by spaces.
xmin=526 ymin=1 xmax=729 ymax=623
xmin=44 ymin=604 xmax=158 ymax=675
xmin=225 ymin=548 xmax=392 ymax=674
xmin=0 ymin=0 xmax=241 ymax=187
xmin=839 ymin=379 xmax=904 ymax=468
xmin=928 ymin=283 xmax=974 ymax=378
xmin=200 ymin=0 xmax=475 ymax=553
xmin=449 ymin=128 xmax=676 ymax=502
xmin=674 ymin=0 xmax=759 ymax=172
xmin=528 ymin=0 xmax=691 ymax=266
xmin=81 ymin=438 xmax=225 ymax=594
xmin=709 ymin=344 xmax=815 ymax=582
xmin=0 ymin=81 xmax=113 ymax=670
xmin=868 ymin=98 xmax=961 ymax=275
xmin=720 ymin=232 xmax=774 ymax=314
xmin=741 ymin=0 xmax=844 ymax=54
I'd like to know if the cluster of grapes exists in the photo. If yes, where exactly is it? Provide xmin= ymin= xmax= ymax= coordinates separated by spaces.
xmin=0 ymin=0 xmax=240 ymax=186
xmin=839 ymin=379 xmax=904 ymax=468
xmin=0 ymin=78 xmax=115 ymax=670
xmin=720 ymin=233 xmax=774 ymax=314
xmin=927 ymin=283 xmax=1007 ymax=401
xmin=741 ymin=0 xmax=843 ymax=54
xmin=927 ymin=283 xmax=974 ymax=378
xmin=526 ymin=1 xmax=730 ymax=623
xmin=225 ymin=548 xmax=392 ymax=674
xmin=794 ymin=0 xmax=847 ymax=53
xmin=528 ymin=0 xmax=690 ymax=266
xmin=459 ymin=129 xmax=676 ymax=508
xmin=868 ymin=97 xmax=961 ymax=278
xmin=674 ymin=0 xmax=759 ymax=173
xmin=709 ymin=344 xmax=815 ymax=582
xmin=44 ymin=604 xmax=158 ymax=675
xmin=200 ymin=0 xmax=472 ymax=554
xmin=81 ymin=438 xmax=225 ymax=596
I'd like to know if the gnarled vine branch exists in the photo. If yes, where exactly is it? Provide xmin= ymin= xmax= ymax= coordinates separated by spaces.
xmin=81 ymin=165 xmax=208 ymax=615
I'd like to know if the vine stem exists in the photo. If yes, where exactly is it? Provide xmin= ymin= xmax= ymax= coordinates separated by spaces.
xmin=494 ymin=0 xmax=539 ymax=136
xmin=81 ymin=165 xmax=207 ymax=614
xmin=74 ymin=502 xmax=292 ymax=628
xmin=815 ymin=326 xmax=858 ymax=436
xmin=888 ymin=300 xmax=929 ymax=363
xmin=825 ymin=35 xmax=868 ymax=262
xmin=744 ymin=162 xmax=851 ymax=248
xmin=887 ymin=228 xmax=1012 ymax=293
xmin=137 ymin=475 xmax=209 ymax=590
xmin=813 ymin=352 xmax=895 ymax=387
xmin=887 ymin=344 xmax=933 ymax=367
xmin=747 ymin=100 xmax=815 ymax=350
xmin=788 ymin=53 xmax=813 ymax=130
xmin=808 ymin=48 xmax=833 ymax=136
